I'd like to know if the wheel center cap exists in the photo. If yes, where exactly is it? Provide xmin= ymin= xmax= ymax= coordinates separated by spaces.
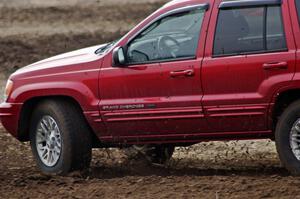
xmin=48 ymin=135 xmax=56 ymax=149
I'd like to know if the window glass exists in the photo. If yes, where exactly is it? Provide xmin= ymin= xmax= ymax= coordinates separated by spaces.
xmin=296 ymin=0 xmax=300 ymax=24
xmin=266 ymin=6 xmax=286 ymax=50
xmin=213 ymin=6 xmax=286 ymax=57
xmin=214 ymin=7 xmax=264 ymax=56
xmin=127 ymin=9 xmax=205 ymax=64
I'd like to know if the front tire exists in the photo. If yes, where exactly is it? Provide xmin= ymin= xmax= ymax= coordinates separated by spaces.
xmin=275 ymin=99 xmax=300 ymax=175
xmin=30 ymin=99 xmax=92 ymax=175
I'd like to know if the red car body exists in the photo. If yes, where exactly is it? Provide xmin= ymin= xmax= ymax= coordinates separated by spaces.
xmin=1 ymin=0 xmax=300 ymax=147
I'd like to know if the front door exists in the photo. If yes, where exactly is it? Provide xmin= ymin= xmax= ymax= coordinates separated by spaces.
xmin=99 ymin=4 xmax=209 ymax=142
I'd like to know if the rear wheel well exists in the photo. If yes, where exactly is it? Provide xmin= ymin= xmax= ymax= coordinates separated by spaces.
xmin=273 ymin=90 xmax=300 ymax=131
xmin=18 ymin=96 xmax=96 ymax=142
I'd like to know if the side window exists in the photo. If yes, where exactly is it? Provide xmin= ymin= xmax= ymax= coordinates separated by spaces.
xmin=296 ymin=0 xmax=300 ymax=24
xmin=266 ymin=6 xmax=286 ymax=51
xmin=213 ymin=6 xmax=287 ymax=57
xmin=127 ymin=9 xmax=205 ymax=64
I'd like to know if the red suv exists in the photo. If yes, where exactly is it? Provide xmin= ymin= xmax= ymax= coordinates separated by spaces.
xmin=1 ymin=0 xmax=300 ymax=175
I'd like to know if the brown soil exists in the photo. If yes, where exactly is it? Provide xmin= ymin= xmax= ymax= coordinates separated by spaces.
xmin=0 ymin=1 xmax=300 ymax=198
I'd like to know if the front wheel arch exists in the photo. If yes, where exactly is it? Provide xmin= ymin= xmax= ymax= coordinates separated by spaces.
xmin=18 ymin=95 xmax=92 ymax=142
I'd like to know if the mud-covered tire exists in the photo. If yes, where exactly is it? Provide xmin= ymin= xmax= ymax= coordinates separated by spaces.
xmin=275 ymin=99 xmax=300 ymax=175
xmin=30 ymin=99 xmax=92 ymax=175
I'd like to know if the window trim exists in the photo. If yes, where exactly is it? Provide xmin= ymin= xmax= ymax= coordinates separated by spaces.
xmin=212 ymin=4 xmax=287 ymax=58
xmin=127 ymin=4 xmax=209 ymax=44
xmin=124 ymin=56 xmax=197 ymax=66
xmin=219 ymin=0 xmax=282 ymax=9
xmin=212 ymin=48 xmax=288 ymax=58
xmin=124 ymin=4 xmax=208 ymax=65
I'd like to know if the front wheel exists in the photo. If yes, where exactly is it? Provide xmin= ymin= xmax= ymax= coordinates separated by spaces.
xmin=30 ymin=99 xmax=92 ymax=175
xmin=276 ymin=99 xmax=300 ymax=175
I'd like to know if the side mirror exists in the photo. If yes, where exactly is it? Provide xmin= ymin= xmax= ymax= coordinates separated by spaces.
xmin=113 ymin=47 xmax=126 ymax=67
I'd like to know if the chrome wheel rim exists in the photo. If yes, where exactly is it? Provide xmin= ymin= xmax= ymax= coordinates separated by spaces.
xmin=290 ymin=119 xmax=300 ymax=160
xmin=35 ymin=115 xmax=62 ymax=167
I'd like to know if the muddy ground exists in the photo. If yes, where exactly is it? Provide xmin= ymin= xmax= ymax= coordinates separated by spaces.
xmin=1 ymin=1 xmax=300 ymax=198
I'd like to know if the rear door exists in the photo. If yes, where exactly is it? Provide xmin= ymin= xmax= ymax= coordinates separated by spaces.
xmin=290 ymin=0 xmax=300 ymax=83
xmin=201 ymin=0 xmax=296 ymax=133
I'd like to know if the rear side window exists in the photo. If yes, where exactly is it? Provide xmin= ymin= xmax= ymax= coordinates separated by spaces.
xmin=296 ymin=0 xmax=300 ymax=24
xmin=266 ymin=6 xmax=286 ymax=51
xmin=213 ymin=6 xmax=287 ymax=57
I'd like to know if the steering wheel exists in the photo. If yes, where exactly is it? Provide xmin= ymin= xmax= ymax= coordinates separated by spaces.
xmin=157 ymin=35 xmax=180 ymax=59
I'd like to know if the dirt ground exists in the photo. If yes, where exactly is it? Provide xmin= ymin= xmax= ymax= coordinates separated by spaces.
xmin=1 ymin=1 xmax=300 ymax=198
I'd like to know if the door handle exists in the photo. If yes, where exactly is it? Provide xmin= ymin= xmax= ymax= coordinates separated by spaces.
xmin=263 ymin=62 xmax=288 ymax=70
xmin=170 ymin=69 xmax=195 ymax=77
